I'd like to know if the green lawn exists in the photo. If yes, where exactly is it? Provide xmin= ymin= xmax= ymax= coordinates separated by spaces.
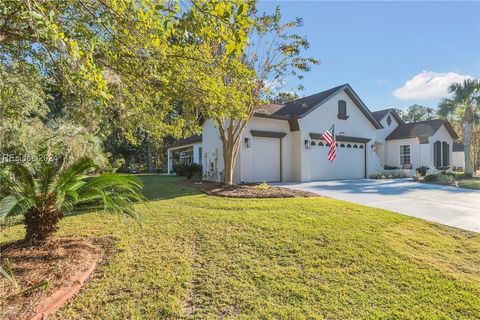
xmin=458 ymin=176 xmax=480 ymax=190
xmin=1 ymin=175 xmax=479 ymax=319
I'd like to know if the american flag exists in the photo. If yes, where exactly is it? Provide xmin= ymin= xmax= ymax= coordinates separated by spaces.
xmin=322 ymin=125 xmax=336 ymax=162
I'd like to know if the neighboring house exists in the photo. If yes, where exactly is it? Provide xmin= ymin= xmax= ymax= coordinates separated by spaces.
xmin=167 ymin=84 xmax=459 ymax=183
xmin=452 ymin=142 xmax=465 ymax=170
xmin=166 ymin=135 xmax=202 ymax=174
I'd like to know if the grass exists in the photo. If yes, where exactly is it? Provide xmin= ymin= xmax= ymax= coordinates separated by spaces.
xmin=458 ymin=176 xmax=480 ymax=190
xmin=1 ymin=175 xmax=479 ymax=319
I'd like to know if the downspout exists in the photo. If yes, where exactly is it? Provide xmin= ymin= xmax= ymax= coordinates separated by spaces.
xmin=364 ymin=142 xmax=367 ymax=178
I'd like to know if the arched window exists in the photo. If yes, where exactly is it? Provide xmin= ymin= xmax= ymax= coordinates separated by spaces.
xmin=442 ymin=141 xmax=449 ymax=166
xmin=318 ymin=141 xmax=324 ymax=146
xmin=387 ymin=115 xmax=392 ymax=126
xmin=347 ymin=144 xmax=352 ymax=148
xmin=311 ymin=141 xmax=316 ymax=146
xmin=353 ymin=144 xmax=358 ymax=148
xmin=326 ymin=142 xmax=330 ymax=147
xmin=434 ymin=141 xmax=442 ymax=167
xmin=336 ymin=143 xmax=339 ymax=147
xmin=340 ymin=143 xmax=345 ymax=148
xmin=359 ymin=145 xmax=364 ymax=149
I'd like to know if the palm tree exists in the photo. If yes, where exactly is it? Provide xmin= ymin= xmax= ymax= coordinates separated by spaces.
xmin=438 ymin=79 xmax=480 ymax=176
xmin=0 ymin=157 xmax=144 ymax=244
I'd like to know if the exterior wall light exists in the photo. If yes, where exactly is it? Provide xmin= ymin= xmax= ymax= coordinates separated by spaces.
xmin=304 ymin=139 xmax=311 ymax=149
xmin=244 ymin=137 xmax=251 ymax=148
xmin=371 ymin=144 xmax=376 ymax=152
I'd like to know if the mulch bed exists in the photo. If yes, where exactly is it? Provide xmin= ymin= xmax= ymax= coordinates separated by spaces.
xmin=181 ymin=180 xmax=319 ymax=198
xmin=0 ymin=237 xmax=110 ymax=320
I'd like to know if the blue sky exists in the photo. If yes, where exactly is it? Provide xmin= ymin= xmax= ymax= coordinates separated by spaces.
xmin=257 ymin=1 xmax=480 ymax=112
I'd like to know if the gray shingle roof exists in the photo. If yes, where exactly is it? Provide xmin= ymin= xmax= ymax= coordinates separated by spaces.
xmin=372 ymin=108 xmax=404 ymax=124
xmin=385 ymin=120 xmax=458 ymax=140
xmin=255 ymin=84 xmax=383 ymax=129
xmin=453 ymin=142 xmax=464 ymax=152
xmin=372 ymin=109 xmax=391 ymax=122
xmin=169 ymin=134 xmax=202 ymax=149
xmin=272 ymin=84 xmax=346 ymax=117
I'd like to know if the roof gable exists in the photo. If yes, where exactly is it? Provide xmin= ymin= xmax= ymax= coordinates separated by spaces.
xmin=372 ymin=108 xmax=404 ymax=125
xmin=255 ymin=84 xmax=383 ymax=129
xmin=385 ymin=120 xmax=458 ymax=140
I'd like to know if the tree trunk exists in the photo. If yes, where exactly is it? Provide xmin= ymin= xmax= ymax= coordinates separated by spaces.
xmin=145 ymin=132 xmax=153 ymax=173
xmin=24 ymin=208 xmax=64 ymax=244
xmin=463 ymin=109 xmax=474 ymax=176
xmin=219 ymin=119 xmax=244 ymax=185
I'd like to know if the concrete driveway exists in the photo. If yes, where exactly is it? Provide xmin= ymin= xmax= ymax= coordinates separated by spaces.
xmin=275 ymin=179 xmax=480 ymax=232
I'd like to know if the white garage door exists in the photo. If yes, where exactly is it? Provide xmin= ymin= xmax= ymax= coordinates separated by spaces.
xmin=310 ymin=141 xmax=365 ymax=180
xmin=252 ymin=137 xmax=281 ymax=182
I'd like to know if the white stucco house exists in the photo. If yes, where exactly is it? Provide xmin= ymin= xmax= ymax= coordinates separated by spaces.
xmin=452 ymin=142 xmax=465 ymax=170
xmin=167 ymin=84 xmax=459 ymax=183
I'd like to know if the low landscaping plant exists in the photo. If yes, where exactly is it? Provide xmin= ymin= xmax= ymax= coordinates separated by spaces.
xmin=173 ymin=163 xmax=202 ymax=179
xmin=437 ymin=174 xmax=455 ymax=185
xmin=254 ymin=182 xmax=271 ymax=190
xmin=423 ymin=174 xmax=439 ymax=182
xmin=383 ymin=165 xmax=399 ymax=170
xmin=0 ymin=157 xmax=144 ymax=245
xmin=412 ymin=173 xmax=422 ymax=181
xmin=370 ymin=171 xmax=407 ymax=179
xmin=415 ymin=166 xmax=429 ymax=176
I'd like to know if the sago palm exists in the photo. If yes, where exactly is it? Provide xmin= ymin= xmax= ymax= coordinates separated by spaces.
xmin=0 ymin=157 xmax=144 ymax=244
xmin=438 ymin=79 xmax=480 ymax=175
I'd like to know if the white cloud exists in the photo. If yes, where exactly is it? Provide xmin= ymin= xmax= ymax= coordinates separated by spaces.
xmin=393 ymin=71 xmax=474 ymax=100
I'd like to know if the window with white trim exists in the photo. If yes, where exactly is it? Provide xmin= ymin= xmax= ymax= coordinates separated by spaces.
xmin=400 ymin=145 xmax=410 ymax=165
xmin=179 ymin=150 xmax=194 ymax=165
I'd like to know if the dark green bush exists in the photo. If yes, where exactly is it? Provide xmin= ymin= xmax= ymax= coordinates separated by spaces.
xmin=437 ymin=174 xmax=454 ymax=184
xmin=117 ymin=165 xmax=138 ymax=174
xmin=454 ymin=173 xmax=470 ymax=179
xmin=424 ymin=174 xmax=438 ymax=182
xmin=173 ymin=163 xmax=202 ymax=179
xmin=384 ymin=165 xmax=399 ymax=170
xmin=415 ymin=166 xmax=429 ymax=176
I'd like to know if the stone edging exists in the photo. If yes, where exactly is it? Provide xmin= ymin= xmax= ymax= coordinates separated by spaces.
xmin=30 ymin=247 xmax=99 ymax=320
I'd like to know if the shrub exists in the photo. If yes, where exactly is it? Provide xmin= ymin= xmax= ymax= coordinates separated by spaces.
xmin=412 ymin=173 xmax=422 ymax=181
xmin=255 ymin=182 xmax=270 ymax=190
xmin=392 ymin=171 xmax=407 ymax=178
xmin=117 ymin=165 xmax=138 ymax=174
xmin=384 ymin=165 xmax=399 ymax=170
xmin=437 ymin=174 xmax=454 ymax=185
xmin=424 ymin=174 xmax=438 ymax=182
xmin=454 ymin=173 xmax=470 ymax=179
xmin=370 ymin=172 xmax=385 ymax=179
xmin=416 ymin=166 xmax=429 ymax=176
xmin=0 ymin=158 xmax=144 ymax=244
xmin=174 ymin=163 xmax=202 ymax=179
xmin=370 ymin=171 xmax=406 ymax=179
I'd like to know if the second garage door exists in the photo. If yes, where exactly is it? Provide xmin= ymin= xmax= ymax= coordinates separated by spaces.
xmin=310 ymin=141 xmax=365 ymax=180
xmin=252 ymin=137 xmax=281 ymax=182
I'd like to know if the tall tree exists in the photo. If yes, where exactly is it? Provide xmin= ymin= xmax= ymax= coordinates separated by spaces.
xmin=438 ymin=79 xmax=480 ymax=176
xmin=272 ymin=91 xmax=300 ymax=104
xmin=394 ymin=104 xmax=435 ymax=123
xmin=202 ymin=6 xmax=318 ymax=184
xmin=1 ymin=0 xmax=253 ymax=170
